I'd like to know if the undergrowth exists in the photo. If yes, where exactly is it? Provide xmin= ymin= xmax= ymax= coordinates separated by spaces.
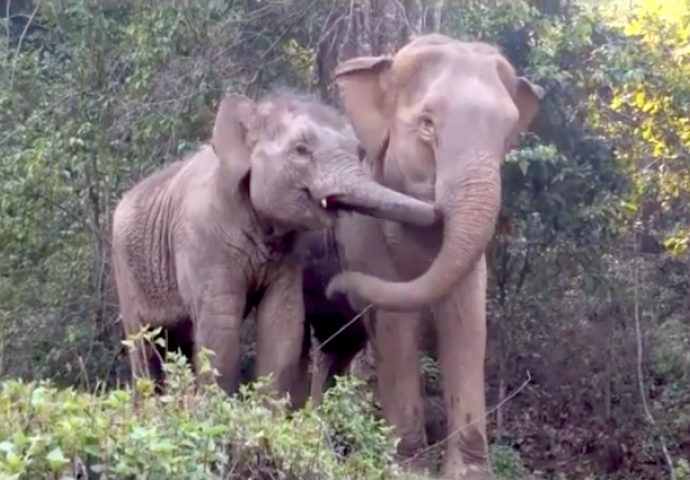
xmin=0 ymin=349 xmax=407 ymax=480
xmin=0 ymin=339 xmax=539 ymax=480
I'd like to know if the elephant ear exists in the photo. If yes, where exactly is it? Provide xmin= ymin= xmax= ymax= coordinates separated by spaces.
xmin=333 ymin=56 xmax=394 ymax=164
xmin=514 ymin=76 xmax=544 ymax=134
xmin=211 ymin=92 xmax=257 ymax=185
xmin=504 ymin=76 xmax=544 ymax=152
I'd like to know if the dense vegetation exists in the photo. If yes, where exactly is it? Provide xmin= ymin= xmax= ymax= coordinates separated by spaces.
xmin=0 ymin=354 xmax=406 ymax=479
xmin=0 ymin=0 xmax=689 ymax=479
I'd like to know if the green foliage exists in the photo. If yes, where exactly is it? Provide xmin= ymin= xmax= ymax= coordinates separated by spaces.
xmin=588 ymin=0 xmax=690 ymax=253
xmin=0 ymin=352 xmax=404 ymax=480
xmin=490 ymin=444 xmax=533 ymax=480
xmin=319 ymin=376 xmax=398 ymax=468
xmin=675 ymin=458 xmax=690 ymax=480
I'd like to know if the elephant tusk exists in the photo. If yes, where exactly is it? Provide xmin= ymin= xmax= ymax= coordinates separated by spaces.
xmin=320 ymin=198 xmax=328 ymax=209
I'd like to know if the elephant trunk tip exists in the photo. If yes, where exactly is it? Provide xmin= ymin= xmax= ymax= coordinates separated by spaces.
xmin=326 ymin=272 xmax=429 ymax=312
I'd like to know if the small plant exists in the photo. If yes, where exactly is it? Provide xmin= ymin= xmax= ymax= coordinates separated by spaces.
xmin=318 ymin=374 xmax=400 ymax=475
xmin=676 ymin=458 xmax=690 ymax=480
xmin=490 ymin=444 xmax=532 ymax=480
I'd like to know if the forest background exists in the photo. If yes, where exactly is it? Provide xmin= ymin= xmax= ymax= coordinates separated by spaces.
xmin=1 ymin=0 xmax=689 ymax=479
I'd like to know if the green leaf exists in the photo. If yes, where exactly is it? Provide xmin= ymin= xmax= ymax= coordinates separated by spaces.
xmin=620 ymin=200 xmax=638 ymax=212
xmin=4 ymin=450 xmax=24 ymax=471
xmin=150 ymin=439 xmax=175 ymax=454
xmin=46 ymin=446 xmax=68 ymax=470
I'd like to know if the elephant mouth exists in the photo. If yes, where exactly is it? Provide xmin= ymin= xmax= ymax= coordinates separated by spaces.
xmin=318 ymin=195 xmax=351 ymax=213
xmin=315 ymin=192 xmax=437 ymax=226
xmin=323 ymin=196 xmax=377 ymax=217
xmin=307 ymin=183 xmax=438 ymax=228
xmin=304 ymin=192 xmax=368 ymax=227
xmin=316 ymin=194 xmax=372 ymax=217
xmin=302 ymin=189 xmax=343 ymax=222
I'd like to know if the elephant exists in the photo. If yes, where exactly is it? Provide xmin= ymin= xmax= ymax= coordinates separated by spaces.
xmin=319 ymin=34 xmax=544 ymax=479
xmin=294 ymin=228 xmax=368 ymax=404
xmin=110 ymin=89 xmax=438 ymax=406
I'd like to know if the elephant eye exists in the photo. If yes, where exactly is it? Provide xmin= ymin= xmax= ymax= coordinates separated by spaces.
xmin=294 ymin=142 xmax=311 ymax=157
xmin=419 ymin=115 xmax=434 ymax=131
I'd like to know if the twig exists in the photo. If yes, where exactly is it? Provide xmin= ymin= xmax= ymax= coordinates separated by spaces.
xmin=4 ymin=0 xmax=11 ymax=66
xmin=632 ymin=223 xmax=676 ymax=480
xmin=9 ymin=0 xmax=40 ymax=91
xmin=317 ymin=304 xmax=373 ymax=352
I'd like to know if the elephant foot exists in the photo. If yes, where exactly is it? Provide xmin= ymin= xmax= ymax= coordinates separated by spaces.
xmin=441 ymin=427 xmax=494 ymax=480
xmin=403 ymin=454 xmax=432 ymax=477
xmin=397 ymin=446 xmax=434 ymax=477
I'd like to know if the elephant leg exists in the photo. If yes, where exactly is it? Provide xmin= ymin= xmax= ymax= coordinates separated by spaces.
xmin=255 ymin=261 xmax=308 ymax=408
xmin=291 ymin=313 xmax=313 ymax=409
xmin=337 ymin=215 xmax=430 ymax=466
xmin=194 ymin=287 xmax=245 ymax=396
xmin=433 ymin=255 xmax=493 ymax=480
xmin=309 ymin=347 xmax=333 ymax=406
xmin=374 ymin=309 xmax=429 ymax=473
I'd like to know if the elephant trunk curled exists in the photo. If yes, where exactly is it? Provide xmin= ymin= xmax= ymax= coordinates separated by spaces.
xmin=327 ymin=135 xmax=502 ymax=311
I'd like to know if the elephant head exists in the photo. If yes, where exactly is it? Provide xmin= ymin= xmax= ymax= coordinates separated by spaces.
xmin=327 ymin=35 xmax=544 ymax=310
xmin=210 ymin=91 xmax=438 ymax=231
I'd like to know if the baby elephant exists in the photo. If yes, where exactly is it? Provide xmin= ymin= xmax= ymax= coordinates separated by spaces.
xmin=296 ymin=228 xmax=369 ymax=404
xmin=111 ymin=90 xmax=436 ymax=405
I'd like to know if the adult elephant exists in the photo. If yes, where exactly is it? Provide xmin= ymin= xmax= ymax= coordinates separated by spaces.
xmin=323 ymin=34 xmax=544 ymax=479
xmin=111 ymin=90 xmax=437 ymax=407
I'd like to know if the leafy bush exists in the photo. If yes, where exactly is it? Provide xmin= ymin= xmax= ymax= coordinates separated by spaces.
xmin=490 ymin=444 xmax=533 ymax=480
xmin=0 ymin=350 xmax=407 ymax=480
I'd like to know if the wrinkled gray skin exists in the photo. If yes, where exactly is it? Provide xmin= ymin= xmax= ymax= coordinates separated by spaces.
xmin=111 ymin=91 xmax=437 ymax=405
xmin=320 ymin=34 xmax=544 ymax=480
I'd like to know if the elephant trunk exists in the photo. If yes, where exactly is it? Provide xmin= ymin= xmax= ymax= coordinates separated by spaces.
xmin=327 ymin=135 xmax=502 ymax=311
xmin=328 ymin=172 xmax=439 ymax=228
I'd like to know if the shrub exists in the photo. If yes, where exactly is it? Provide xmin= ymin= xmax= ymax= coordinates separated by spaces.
xmin=0 ymin=350 xmax=408 ymax=480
